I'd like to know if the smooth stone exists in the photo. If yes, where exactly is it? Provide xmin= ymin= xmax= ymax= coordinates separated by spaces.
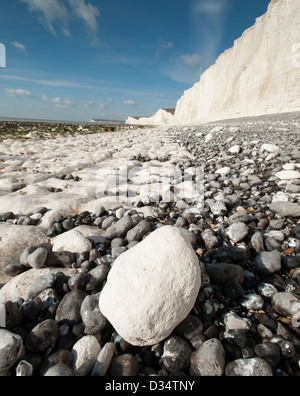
xmin=28 ymin=273 xmax=56 ymax=299
xmin=225 ymin=358 xmax=273 ymax=376
xmin=27 ymin=247 xmax=48 ymax=269
xmin=224 ymin=312 xmax=252 ymax=331
xmin=80 ymin=293 xmax=107 ymax=335
xmin=191 ymin=338 xmax=226 ymax=376
xmin=126 ymin=220 xmax=151 ymax=243
xmin=52 ymin=229 xmax=92 ymax=253
xmin=99 ymin=226 xmax=201 ymax=346
xmin=85 ymin=265 xmax=109 ymax=292
xmin=105 ymin=216 xmax=133 ymax=239
xmin=272 ymin=292 xmax=300 ymax=317
xmin=0 ymin=330 xmax=23 ymax=373
xmin=275 ymin=170 xmax=300 ymax=180
xmin=251 ymin=232 xmax=265 ymax=253
xmin=226 ymin=222 xmax=249 ymax=244
xmin=255 ymin=250 xmax=282 ymax=274
xmin=206 ymin=263 xmax=244 ymax=285
xmin=269 ymin=202 xmax=300 ymax=217
xmin=260 ymin=144 xmax=279 ymax=153
xmin=26 ymin=319 xmax=58 ymax=354
xmin=92 ymin=342 xmax=115 ymax=377
xmin=216 ymin=167 xmax=231 ymax=176
xmin=71 ymin=336 xmax=101 ymax=377
xmin=55 ymin=290 xmax=87 ymax=325
xmin=160 ymin=336 xmax=193 ymax=371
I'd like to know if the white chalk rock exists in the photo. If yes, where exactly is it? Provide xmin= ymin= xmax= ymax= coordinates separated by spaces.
xmin=52 ymin=229 xmax=92 ymax=253
xmin=275 ymin=170 xmax=300 ymax=180
xmin=71 ymin=335 xmax=101 ymax=377
xmin=99 ymin=226 xmax=201 ymax=346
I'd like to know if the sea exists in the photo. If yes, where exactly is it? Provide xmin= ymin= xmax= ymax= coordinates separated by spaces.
xmin=0 ymin=117 xmax=124 ymax=125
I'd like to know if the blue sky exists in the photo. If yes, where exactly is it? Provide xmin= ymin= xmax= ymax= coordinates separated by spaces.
xmin=0 ymin=0 xmax=270 ymax=122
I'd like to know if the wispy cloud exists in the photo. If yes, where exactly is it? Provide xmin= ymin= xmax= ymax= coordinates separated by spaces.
xmin=123 ymin=100 xmax=136 ymax=106
xmin=19 ymin=0 xmax=100 ymax=36
xmin=180 ymin=54 xmax=203 ymax=70
xmin=10 ymin=41 xmax=28 ymax=53
xmin=5 ymin=88 xmax=36 ymax=97
xmin=190 ymin=0 xmax=231 ymax=66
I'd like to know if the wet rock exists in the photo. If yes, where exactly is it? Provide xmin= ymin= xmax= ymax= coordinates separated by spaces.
xmin=55 ymin=290 xmax=87 ymax=325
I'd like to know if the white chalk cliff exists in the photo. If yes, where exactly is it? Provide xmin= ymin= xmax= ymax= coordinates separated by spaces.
xmin=126 ymin=0 xmax=300 ymax=126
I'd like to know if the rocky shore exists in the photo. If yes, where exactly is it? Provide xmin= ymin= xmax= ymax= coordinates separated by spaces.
xmin=0 ymin=112 xmax=300 ymax=376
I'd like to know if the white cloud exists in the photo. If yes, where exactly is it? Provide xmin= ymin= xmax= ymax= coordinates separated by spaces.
xmin=19 ymin=0 xmax=68 ymax=35
xmin=10 ymin=41 xmax=27 ymax=53
xmin=68 ymin=0 xmax=99 ymax=34
xmin=5 ymin=88 xmax=35 ymax=97
xmin=19 ymin=0 xmax=100 ymax=36
xmin=123 ymin=100 xmax=136 ymax=106
xmin=180 ymin=54 xmax=203 ymax=69
xmin=42 ymin=94 xmax=75 ymax=108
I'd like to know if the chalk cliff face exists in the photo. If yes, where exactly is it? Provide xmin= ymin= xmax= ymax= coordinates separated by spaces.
xmin=126 ymin=0 xmax=300 ymax=126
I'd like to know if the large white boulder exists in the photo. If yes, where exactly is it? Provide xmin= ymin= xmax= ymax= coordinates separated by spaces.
xmin=99 ymin=226 xmax=201 ymax=346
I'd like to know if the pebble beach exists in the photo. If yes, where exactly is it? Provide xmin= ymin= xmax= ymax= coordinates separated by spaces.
xmin=0 ymin=111 xmax=300 ymax=377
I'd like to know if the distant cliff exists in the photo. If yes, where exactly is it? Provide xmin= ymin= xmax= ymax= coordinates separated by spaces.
xmin=126 ymin=0 xmax=300 ymax=126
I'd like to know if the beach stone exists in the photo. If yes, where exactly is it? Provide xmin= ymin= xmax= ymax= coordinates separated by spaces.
xmin=55 ymin=290 xmax=87 ymax=325
xmin=226 ymin=222 xmax=249 ymax=244
xmin=224 ymin=312 xmax=252 ymax=332
xmin=26 ymin=319 xmax=58 ymax=354
xmin=52 ymin=229 xmax=92 ymax=253
xmin=99 ymin=226 xmax=201 ymax=346
xmin=272 ymin=292 xmax=300 ymax=317
xmin=210 ymin=201 xmax=227 ymax=216
xmin=92 ymin=342 xmax=115 ymax=377
xmin=0 ymin=224 xmax=48 ymax=284
xmin=28 ymin=273 xmax=56 ymax=299
xmin=255 ymin=250 xmax=282 ymax=274
xmin=27 ymin=247 xmax=48 ymax=269
xmin=225 ymin=358 xmax=273 ymax=376
xmin=191 ymin=338 xmax=226 ymax=376
xmin=81 ymin=293 xmax=107 ymax=335
xmin=269 ymin=202 xmax=300 ymax=218
xmin=275 ymin=170 xmax=300 ymax=180
xmin=105 ymin=215 xmax=133 ymax=239
xmin=71 ymin=336 xmax=101 ymax=376
xmin=126 ymin=220 xmax=151 ymax=242
xmin=0 ymin=330 xmax=23 ymax=373
xmin=206 ymin=263 xmax=244 ymax=285
xmin=251 ymin=232 xmax=265 ymax=253
xmin=160 ymin=336 xmax=193 ymax=371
